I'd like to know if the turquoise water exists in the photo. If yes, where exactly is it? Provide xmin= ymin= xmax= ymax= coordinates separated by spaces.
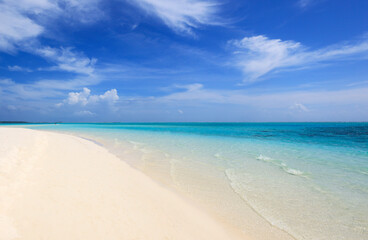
xmin=7 ymin=123 xmax=368 ymax=239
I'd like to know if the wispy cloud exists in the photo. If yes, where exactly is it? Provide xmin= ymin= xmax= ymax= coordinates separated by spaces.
xmin=61 ymin=0 xmax=104 ymax=24
xmin=3 ymin=0 xmax=57 ymax=13
xmin=75 ymin=110 xmax=95 ymax=116
xmin=230 ymin=35 xmax=368 ymax=82
xmin=107 ymin=83 xmax=368 ymax=121
xmin=8 ymin=65 xmax=33 ymax=72
xmin=290 ymin=103 xmax=309 ymax=112
xmin=34 ymin=47 xmax=97 ymax=75
xmin=0 ymin=74 xmax=102 ymax=108
xmin=0 ymin=0 xmax=102 ymax=84
xmin=156 ymin=83 xmax=368 ymax=109
xmin=2 ymin=79 xmax=368 ymax=121
xmin=0 ymin=0 xmax=104 ymax=53
xmin=130 ymin=0 xmax=222 ymax=35
xmin=0 ymin=78 xmax=63 ymax=101
xmin=0 ymin=2 xmax=46 ymax=52
xmin=297 ymin=0 xmax=322 ymax=9
xmin=297 ymin=0 xmax=314 ymax=9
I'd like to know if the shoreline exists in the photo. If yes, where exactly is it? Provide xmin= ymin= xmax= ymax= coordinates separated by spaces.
xmin=1 ymin=124 xmax=367 ymax=239
xmin=0 ymin=127 xmax=245 ymax=240
xmin=64 ymin=130 xmax=296 ymax=240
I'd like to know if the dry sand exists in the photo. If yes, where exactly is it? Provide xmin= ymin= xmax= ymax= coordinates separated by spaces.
xmin=0 ymin=127 xmax=245 ymax=240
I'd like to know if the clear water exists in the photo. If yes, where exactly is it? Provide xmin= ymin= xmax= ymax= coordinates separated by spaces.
xmin=7 ymin=123 xmax=368 ymax=239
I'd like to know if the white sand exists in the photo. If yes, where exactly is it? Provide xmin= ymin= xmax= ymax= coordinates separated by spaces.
xmin=0 ymin=127 xmax=245 ymax=240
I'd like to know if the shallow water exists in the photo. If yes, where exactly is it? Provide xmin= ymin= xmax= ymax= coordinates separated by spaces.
xmin=10 ymin=122 xmax=368 ymax=239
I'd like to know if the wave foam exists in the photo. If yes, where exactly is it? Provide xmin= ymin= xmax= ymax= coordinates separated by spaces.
xmin=256 ymin=155 xmax=305 ymax=177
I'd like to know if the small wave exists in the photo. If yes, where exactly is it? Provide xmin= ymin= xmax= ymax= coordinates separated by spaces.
xmin=257 ymin=154 xmax=306 ymax=177
xmin=257 ymin=154 xmax=276 ymax=163
xmin=224 ymin=168 xmax=298 ymax=239
xmin=357 ymin=169 xmax=368 ymax=176
xmin=283 ymin=167 xmax=304 ymax=176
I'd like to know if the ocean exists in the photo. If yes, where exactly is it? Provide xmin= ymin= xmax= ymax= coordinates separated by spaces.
xmin=9 ymin=122 xmax=368 ymax=239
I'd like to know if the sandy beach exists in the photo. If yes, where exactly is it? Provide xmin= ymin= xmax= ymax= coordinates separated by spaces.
xmin=0 ymin=127 xmax=244 ymax=240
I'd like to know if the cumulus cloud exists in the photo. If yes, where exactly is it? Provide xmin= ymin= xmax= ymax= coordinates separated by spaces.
xmin=230 ymin=35 xmax=368 ymax=82
xmin=130 ymin=0 xmax=221 ymax=34
xmin=66 ymin=87 xmax=91 ymax=105
xmin=96 ymin=89 xmax=119 ymax=102
xmin=62 ymin=87 xmax=119 ymax=106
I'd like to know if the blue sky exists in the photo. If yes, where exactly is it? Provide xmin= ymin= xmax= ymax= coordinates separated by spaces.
xmin=0 ymin=0 xmax=368 ymax=122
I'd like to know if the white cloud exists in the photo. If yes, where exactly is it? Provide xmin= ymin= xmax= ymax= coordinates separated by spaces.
xmin=230 ymin=35 xmax=368 ymax=82
xmin=61 ymin=0 xmax=104 ymax=24
xmin=33 ymin=76 xmax=100 ymax=90
xmin=63 ymin=87 xmax=119 ymax=106
xmin=162 ymin=83 xmax=221 ymax=102
xmin=157 ymin=83 xmax=368 ymax=110
xmin=0 ymin=79 xmax=15 ymax=85
xmin=0 ymin=0 xmax=102 ymax=53
xmin=0 ymin=78 xmax=63 ymax=100
xmin=0 ymin=75 xmax=101 ymax=107
xmin=3 ymin=0 xmax=57 ymax=13
xmin=8 ymin=65 xmax=32 ymax=72
xmin=35 ymin=47 xmax=97 ymax=75
xmin=290 ymin=103 xmax=309 ymax=112
xmin=75 ymin=110 xmax=95 ymax=116
xmin=66 ymin=87 xmax=91 ymax=105
xmin=175 ymin=83 xmax=203 ymax=91
xmin=130 ymin=0 xmax=221 ymax=34
xmin=0 ymin=3 xmax=45 ymax=52
xmin=7 ymin=105 xmax=17 ymax=111
xmin=98 ymin=89 xmax=120 ymax=102
xmin=231 ymin=35 xmax=302 ymax=81
xmin=0 ymin=0 xmax=101 ymax=89
xmin=2 ymin=79 xmax=368 ymax=121
xmin=297 ymin=0 xmax=315 ymax=9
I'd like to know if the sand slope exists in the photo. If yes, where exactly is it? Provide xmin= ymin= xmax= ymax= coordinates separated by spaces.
xmin=0 ymin=127 xmax=244 ymax=240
